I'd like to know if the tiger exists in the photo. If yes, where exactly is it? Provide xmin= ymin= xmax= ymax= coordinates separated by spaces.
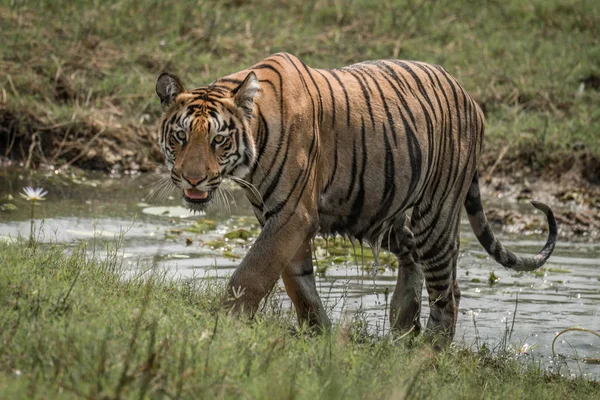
xmin=155 ymin=52 xmax=557 ymax=346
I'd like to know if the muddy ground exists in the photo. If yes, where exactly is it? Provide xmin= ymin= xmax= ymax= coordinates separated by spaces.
xmin=478 ymin=151 xmax=600 ymax=242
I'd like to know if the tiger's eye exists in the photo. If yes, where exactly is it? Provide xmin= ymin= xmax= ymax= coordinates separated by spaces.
xmin=213 ymin=135 xmax=227 ymax=145
xmin=175 ymin=130 xmax=186 ymax=141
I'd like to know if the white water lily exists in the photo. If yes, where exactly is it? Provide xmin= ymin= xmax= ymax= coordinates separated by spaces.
xmin=20 ymin=187 xmax=48 ymax=202
xmin=20 ymin=186 xmax=47 ymax=246
xmin=519 ymin=343 xmax=531 ymax=354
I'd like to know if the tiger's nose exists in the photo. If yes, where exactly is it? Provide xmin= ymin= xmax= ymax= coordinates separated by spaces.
xmin=182 ymin=174 xmax=205 ymax=187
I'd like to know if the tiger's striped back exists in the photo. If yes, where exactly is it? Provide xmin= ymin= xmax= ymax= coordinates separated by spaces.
xmin=216 ymin=54 xmax=484 ymax=240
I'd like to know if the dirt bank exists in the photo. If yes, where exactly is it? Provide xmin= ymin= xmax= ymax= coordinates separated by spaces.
xmin=0 ymin=108 xmax=162 ymax=172
xmin=1 ymin=105 xmax=598 ymax=180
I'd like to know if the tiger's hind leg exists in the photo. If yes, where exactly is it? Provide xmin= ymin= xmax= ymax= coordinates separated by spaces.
xmin=281 ymin=239 xmax=331 ymax=330
xmin=385 ymin=214 xmax=423 ymax=335
xmin=410 ymin=203 xmax=463 ymax=349
xmin=424 ymin=233 xmax=461 ymax=348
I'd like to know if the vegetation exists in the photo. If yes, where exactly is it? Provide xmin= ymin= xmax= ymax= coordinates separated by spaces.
xmin=1 ymin=239 xmax=598 ymax=399
xmin=1 ymin=0 xmax=598 ymax=179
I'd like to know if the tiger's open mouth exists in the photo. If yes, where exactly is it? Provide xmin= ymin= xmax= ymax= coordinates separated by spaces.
xmin=183 ymin=188 xmax=214 ymax=204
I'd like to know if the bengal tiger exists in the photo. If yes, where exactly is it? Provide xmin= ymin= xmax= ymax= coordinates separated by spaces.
xmin=155 ymin=53 xmax=556 ymax=346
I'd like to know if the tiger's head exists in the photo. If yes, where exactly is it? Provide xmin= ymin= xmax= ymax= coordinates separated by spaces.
xmin=155 ymin=72 xmax=260 ymax=211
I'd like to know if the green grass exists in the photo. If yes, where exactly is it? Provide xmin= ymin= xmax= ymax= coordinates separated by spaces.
xmin=0 ymin=239 xmax=598 ymax=399
xmin=0 ymin=0 xmax=599 ymax=173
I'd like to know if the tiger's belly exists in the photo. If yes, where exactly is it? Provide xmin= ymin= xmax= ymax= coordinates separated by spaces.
xmin=316 ymin=188 xmax=408 ymax=242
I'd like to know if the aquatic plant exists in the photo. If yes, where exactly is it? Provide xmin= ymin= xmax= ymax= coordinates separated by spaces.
xmin=20 ymin=186 xmax=47 ymax=245
xmin=488 ymin=270 xmax=499 ymax=286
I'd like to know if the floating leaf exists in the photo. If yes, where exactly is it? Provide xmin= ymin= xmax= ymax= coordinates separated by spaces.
xmin=327 ymin=247 xmax=348 ymax=256
xmin=183 ymin=219 xmax=217 ymax=234
xmin=0 ymin=203 xmax=17 ymax=211
xmin=205 ymin=239 xmax=226 ymax=248
xmin=224 ymin=229 xmax=252 ymax=240
xmin=547 ymin=268 xmax=571 ymax=274
xmin=533 ymin=268 xmax=546 ymax=278
xmin=316 ymin=264 xmax=328 ymax=275
xmin=223 ymin=251 xmax=241 ymax=259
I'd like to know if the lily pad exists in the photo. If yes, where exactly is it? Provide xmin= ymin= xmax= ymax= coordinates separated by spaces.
xmin=0 ymin=203 xmax=17 ymax=211
xmin=533 ymin=269 xmax=546 ymax=278
xmin=205 ymin=239 xmax=226 ymax=248
xmin=224 ymin=229 xmax=252 ymax=240
xmin=328 ymin=247 xmax=350 ymax=256
xmin=313 ymin=237 xmax=326 ymax=247
xmin=223 ymin=251 xmax=242 ymax=259
xmin=547 ymin=268 xmax=571 ymax=274
xmin=316 ymin=264 xmax=328 ymax=275
xmin=183 ymin=219 xmax=217 ymax=234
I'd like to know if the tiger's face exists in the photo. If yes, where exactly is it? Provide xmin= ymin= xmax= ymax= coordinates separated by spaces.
xmin=155 ymin=72 xmax=260 ymax=211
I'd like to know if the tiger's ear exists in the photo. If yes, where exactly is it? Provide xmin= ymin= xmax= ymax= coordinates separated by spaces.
xmin=232 ymin=71 xmax=260 ymax=117
xmin=156 ymin=72 xmax=186 ymax=108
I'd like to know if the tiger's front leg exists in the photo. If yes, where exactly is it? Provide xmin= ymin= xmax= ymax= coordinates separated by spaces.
xmin=282 ymin=240 xmax=330 ymax=329
xmin=224 ymin=206 xmax=320 ymax=319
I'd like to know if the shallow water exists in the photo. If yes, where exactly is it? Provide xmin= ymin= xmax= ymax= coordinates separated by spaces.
xmin=1 ymin=168 xmax=599 ymax=379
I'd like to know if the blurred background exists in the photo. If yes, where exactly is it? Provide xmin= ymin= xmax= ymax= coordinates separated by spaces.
xmin=1 ymin=0 xmax=598 ymax=180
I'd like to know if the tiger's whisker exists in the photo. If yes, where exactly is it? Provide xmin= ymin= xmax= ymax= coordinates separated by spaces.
xmin=145 ymin=175 xmax=176 ymax=204
xmin=222 ymin=184 xmax=237 ymax=209
xmin=229 ymin=176 xmax=263 ymax=206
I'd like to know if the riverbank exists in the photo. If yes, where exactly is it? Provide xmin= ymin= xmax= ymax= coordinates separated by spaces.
xmin=0 ymin=240 xmax=598 ymax=399
xmin=1 ymin=1 xmax=599 ymax=183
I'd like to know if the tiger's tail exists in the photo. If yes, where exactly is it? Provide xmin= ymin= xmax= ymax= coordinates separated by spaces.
xmin=464 ymin=171 xmax=557 ymax=271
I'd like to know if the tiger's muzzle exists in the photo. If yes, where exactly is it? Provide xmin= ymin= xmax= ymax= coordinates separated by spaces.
xmin=179 ymin=172 xmax=222 ymax=211
xmin=183 ymin=188 xmax=214 ymax=205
